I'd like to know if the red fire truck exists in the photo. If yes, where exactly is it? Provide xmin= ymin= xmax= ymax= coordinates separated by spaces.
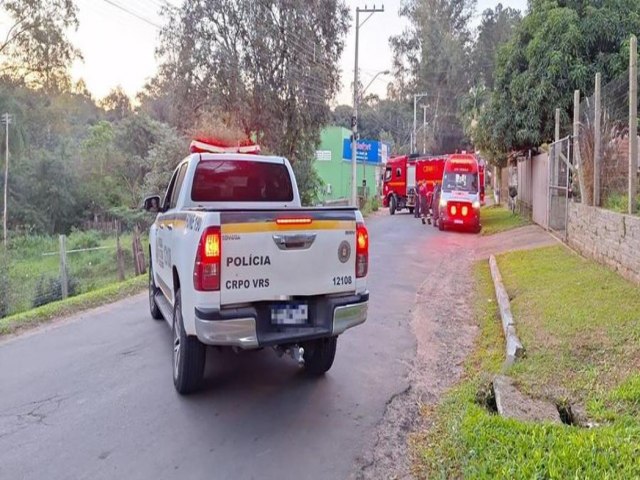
xmin=381 ymin=154 xmax=447 ymax=215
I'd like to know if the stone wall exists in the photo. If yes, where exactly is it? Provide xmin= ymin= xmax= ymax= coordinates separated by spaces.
xmin=567 ymin=201 xmax=640 ymax=284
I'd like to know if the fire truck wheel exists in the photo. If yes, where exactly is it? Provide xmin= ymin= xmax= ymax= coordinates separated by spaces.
xmin=389 ymin=196 xmax=397 ymax=215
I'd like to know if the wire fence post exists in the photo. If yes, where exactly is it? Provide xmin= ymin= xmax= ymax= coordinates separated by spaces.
xmin=59 ymin=234 xmax=68 ymax=299
xmin=594 ymin=72 xmax=602 ymax=207
xmin=629 ymin=35 xmax=638 ymax=214
xmin=115 ymin=220 xmax=125 ymax=281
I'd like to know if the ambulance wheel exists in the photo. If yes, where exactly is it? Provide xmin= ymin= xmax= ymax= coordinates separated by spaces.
xmin=303 ymin=337 xmax=337 ymax=375
xmin=389 ymin=196 xmax=397 ymax=215
xmin=173 ymin=289 xmax=206 ymax=395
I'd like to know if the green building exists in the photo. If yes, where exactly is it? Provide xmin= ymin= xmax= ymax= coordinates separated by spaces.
xmin=314 ymin=126 xmax=388 ymax=203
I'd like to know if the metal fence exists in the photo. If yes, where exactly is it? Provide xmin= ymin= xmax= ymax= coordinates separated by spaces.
xmin=0 ymin=227 xmax=147 ymax=319
xmin=548 ymin=136 xmax=573 ymax=240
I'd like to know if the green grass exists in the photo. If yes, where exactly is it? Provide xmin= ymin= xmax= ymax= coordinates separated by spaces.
xmin=0 ymin=274 xmax=147 ymax=336
xmin=480 ymin=205 xmax=530 ymax=236
xmin=415 ymin=246 xmax=640 ymax=479
xmin=3 ymin=230 xmax=148 ymax=316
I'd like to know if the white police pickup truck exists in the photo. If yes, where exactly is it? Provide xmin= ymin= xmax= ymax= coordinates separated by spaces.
xmin=143 ymin=151 xmax=369 ymax=394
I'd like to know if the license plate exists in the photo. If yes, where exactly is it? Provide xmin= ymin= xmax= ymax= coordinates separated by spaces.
xmin=271 ymin=304 xmax=308 ymax=325
xmin=454 ymin=219 xmax=464 ymax=225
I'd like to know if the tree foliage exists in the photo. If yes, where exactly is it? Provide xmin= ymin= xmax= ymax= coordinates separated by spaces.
xmin=477 ymin=0 xmax=640 ymax=156
xmin=144 ymin=0 xmax=350 ymax=203
xmin=0 ymin=0 xmax=81 ymax=90
xmin=390 ymin=0 xmax=476 ymax=153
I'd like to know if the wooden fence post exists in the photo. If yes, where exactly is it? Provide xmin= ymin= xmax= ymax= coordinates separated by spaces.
xmin=115 ymin=220 xmax=125 ymax=281
xmin=594 ymin=72 xmax=602 ymax=207
xmin=59 ymin=234 xmax=68 ymax=299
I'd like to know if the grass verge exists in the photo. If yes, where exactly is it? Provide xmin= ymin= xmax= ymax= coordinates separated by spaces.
xmin=0 ymin=275 xmax=147 ymax=336
xmin=480 ymin=205 xmax=529 ymax=236
xmin=415 ymin=245 xmax=640 ymax=479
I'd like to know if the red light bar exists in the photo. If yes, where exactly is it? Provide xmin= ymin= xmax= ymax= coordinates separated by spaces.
xmin=190 ymin=138 xmax=261 ymax=154
xmin=276 ymin=217 xmax=313 ymax=225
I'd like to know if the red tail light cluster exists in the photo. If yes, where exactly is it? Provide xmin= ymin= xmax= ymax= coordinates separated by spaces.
xmin=356 ymin=222 xmax=369 ymax=278
xmin=193 ymin=226 xmax=221 ymax=291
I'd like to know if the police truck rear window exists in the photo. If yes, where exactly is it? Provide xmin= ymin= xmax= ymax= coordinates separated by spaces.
xmin=191 ymin=160 xmax=294 ymax=202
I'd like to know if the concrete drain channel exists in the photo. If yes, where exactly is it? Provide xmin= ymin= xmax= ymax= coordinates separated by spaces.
xmin=487 ymin=255 xmax=582 ymax=427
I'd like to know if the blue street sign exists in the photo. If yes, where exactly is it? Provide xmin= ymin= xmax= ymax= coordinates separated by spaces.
xmin=342 ymin=138 xmax=385 ymax=164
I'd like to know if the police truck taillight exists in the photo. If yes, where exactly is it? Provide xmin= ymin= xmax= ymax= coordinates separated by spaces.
xmin=193 ymin=226 xmax=221 ymax=291
xmin=356 ymin=222 xmax=369 ymax=278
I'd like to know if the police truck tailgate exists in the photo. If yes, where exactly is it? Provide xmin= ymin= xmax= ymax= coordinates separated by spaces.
xmin=220 ymin=210 xmax=358 ymax=305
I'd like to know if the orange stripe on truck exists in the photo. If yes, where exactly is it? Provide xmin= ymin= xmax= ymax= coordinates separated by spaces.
xmin=222 ymin=220 xmax=354 ymax=234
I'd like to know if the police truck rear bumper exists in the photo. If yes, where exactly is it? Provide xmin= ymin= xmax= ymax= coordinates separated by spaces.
xmin=194 ymin=292 xmax=369 ymax=349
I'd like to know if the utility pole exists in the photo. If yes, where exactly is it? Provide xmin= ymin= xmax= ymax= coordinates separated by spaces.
xmin=422 ymin=105 xmax=428 ymax=154
xmin=2 ymin=113 xmax=12 ymax=249
xmin=351 ymin=4 xmax=384 ymax=207
xmin=412 ymin=92 xmax=428 ymax=153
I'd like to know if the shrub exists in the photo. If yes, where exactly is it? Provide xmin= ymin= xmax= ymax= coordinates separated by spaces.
xmin=68 ymin=229 xmax=101 ymax=250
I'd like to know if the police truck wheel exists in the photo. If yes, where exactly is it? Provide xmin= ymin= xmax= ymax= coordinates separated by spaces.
xmin=172 ymin=289 xmax=206 ymax=394
xmin=389 ymin=196 xmax=396 ymax=215
xmin=149 ymin=263 xmax=163 ymax=320
xmin=303 ymin=337 xmax=337 ymax=375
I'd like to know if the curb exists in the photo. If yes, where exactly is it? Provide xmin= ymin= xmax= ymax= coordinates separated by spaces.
xmin=489 ymin=255 xmax=525 ymax=365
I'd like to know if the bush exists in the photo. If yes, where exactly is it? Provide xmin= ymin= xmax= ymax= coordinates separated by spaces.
xmin=604 ymin=193 xmax=640 ymax=214
xmin=0 ymin=272 xmax=8 ymax=319
xmin=68 ymin=229 xmax=101 ymax=250
xmin=32 ymin=274 xmax=79 ymax=308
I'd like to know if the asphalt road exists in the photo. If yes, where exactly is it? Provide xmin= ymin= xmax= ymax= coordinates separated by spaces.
xmin=0 ymin=211 xmax=456 ymax=480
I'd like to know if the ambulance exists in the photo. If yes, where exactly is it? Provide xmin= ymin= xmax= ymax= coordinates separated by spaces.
xmin=437 ymin=153 xmax=482 ymax=232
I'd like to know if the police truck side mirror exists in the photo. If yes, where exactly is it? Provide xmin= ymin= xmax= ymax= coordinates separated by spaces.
xmin=143 ymin=195 xmax=162 ymax=213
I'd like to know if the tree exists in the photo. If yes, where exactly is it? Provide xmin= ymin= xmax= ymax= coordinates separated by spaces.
xmin=148 ymin=0 xmax=350 ymax=203
xmin=390 ymin=0 xmax=476 ymax=153
xmin=100 ymin=86 xmax=133 ymax=122
xmin=0 ymin=0 xmax=81 ymax=91
xmin=477 ymin=0 xmax=640 ymax=156
xmin=472 ymin=4 xmax=521 ymax=90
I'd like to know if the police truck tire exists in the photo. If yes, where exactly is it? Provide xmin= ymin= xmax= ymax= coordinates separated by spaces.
xmin=149 ymin=262 xmax=163 ymax=320
xmin=303 ymin=337 xmax=337 ymax=375
xmin=389 ymin=196 xmax=396 ymax=215
xmin=172 ymin=289 xmax=206 ymax=394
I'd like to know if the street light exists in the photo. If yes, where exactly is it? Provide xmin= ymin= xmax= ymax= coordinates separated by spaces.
xmin=360 ymin=70 xmax=390 ymax=101
xmin=413 ymin=92 xmax=428 ymax=153
xmin=359 ymin=69 xmax=390 ymax=197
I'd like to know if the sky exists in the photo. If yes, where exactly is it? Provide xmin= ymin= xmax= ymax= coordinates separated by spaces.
xmin=66 ymin=0 xmax=528 ymax=106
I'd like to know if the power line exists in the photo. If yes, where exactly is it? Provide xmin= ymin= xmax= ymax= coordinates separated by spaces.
xmin=101 ymin=0 xmax=162 ymax=29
